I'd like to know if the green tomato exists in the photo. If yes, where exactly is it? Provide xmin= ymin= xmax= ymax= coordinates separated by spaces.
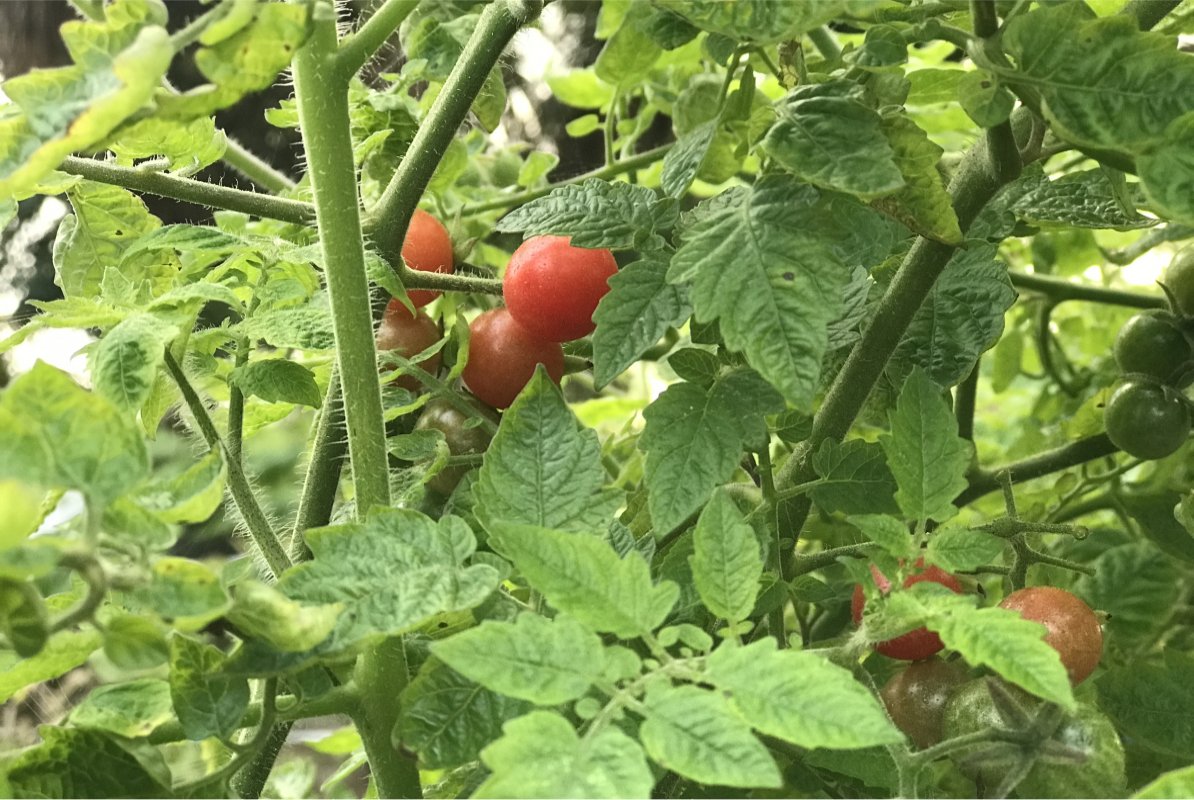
xmin=1103 ymin=380 xmax=1191 ymax=460
xmin=1114 ymin=310 xmax=1192 ymax=384
xmin=1162 ymin=248 xmax=1194 ymax=318
xmin=414 ymin=397 xmax=499 ymax=497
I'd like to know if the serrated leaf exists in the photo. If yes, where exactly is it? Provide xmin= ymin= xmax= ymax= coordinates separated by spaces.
xmin=432 ymin=614 xmax=604 ymax=705
xmin=228 ymin=358 xmax=321 ymax=408
xmin=476 ymin=710 xmax=654 ymax=799
xmin=397 ymin=659 xmax=533 ymax=771
xmin=2 ymin=727 xmax=171 ymax=798
xmin=705 ymin=638 xmax=902 ymax=749
xmin=871 ymin=113 xmax=963 ymax=245
xmin=131 ymin=557 xmax=229 ymax=631
xmin=118 ymin=223 xmax=244 ymax=263
xmin=0 ymin=297 xmax=126 ymax=355
xmin=925 ymin=524 xmax=1005 ymax=572
xmin=494 ymin=178 xmax=676 ymax=250
xmin=848 ymin=514 xmax=917 ymax=560
xmin=168 ymin=633 xmax=250 ymax=740
xmin=880 ymin=368 xmax=973 ymax=524
xmin=1011 ymin=169 xmax=1156 ymax=230
xmin=639 ymin=684 xmax=781 ymax=788
xmin=1076 ymin=541 xmax=1181 ymax=651
xmin=475 ymin=370 xmax=622 ymax=533
xmin=640 ymin=369 xmax=783 ymax=535
xmin=810 ymin=439 xmax=900 ymax=516
xmin=763 ymin=81 xmax=904 ymax=200
xmin=661 ymin=120 xmax=719 ymax=198
xmin=668 ymin=177 xmax=850 ymax=408
xmin=592 ymin=256 xmax=691 ymax=387
xmin=91 ymin=313 xmax=178 ymax=410
xmin=133 ymin=451 xmax=225 ymax=525
xmin=235 ymin=307 xmax=336 ymax=350
xmin=594 ymin=2 xmax=663 ymax=87
xmin=690 ymin=490 xmax=763 ymax=623
xmin=107 ymin=115 xmax=227 ymax=171
xmin=489 ymin=522 xmax=678 ymax=639
xmin=1098 ymin=653 xmax=1194 ymax=759
xmin=70 ymin=678 xmax=174 ymax=738
xmin=654 ymin=0 xmax=847 ymax=44
xmin=226 ymin=580 xmax=341 ymax=652
xmin=0 ymin=629 xmax=102 ymax=703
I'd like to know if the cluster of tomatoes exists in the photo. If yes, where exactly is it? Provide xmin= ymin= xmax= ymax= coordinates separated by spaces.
xmin=853 ymin=561 xmax=1116 ymax=790
xmin=1104 ymin=250 xmax=1194 ymax=460
xmin=374 ymin=209 xmax=617 ymax=494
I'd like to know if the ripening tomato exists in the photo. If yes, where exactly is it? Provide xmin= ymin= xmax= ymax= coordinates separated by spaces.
xmin=880 ymin=657 xmax=970 ymax=749
xmin=998 ymin=586 xmax=1102 ymax=685
xmin=852 ymin=558 xmax=963 ymax=661
xmin=401 ymin=209 xmax=454 ymax=308
xmin=503 ymin=235 xmax=618 ymax=343
xmin=414 ymin=397 xmax=500 ymax=496
xmin=376 ymin=299 xmax=441 ymax=391
xmin=461 ymin=308 xmax=564 ymax=409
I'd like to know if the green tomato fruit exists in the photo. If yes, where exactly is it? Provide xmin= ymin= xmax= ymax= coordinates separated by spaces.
xmin=1104 ymin=380 xmax=1191 ymax=460
xmin=1162 ymin=248 xmax=1194 ymax=318
xmin=414 ymin=397 xmax=499 ymax=497
xmin=1113 ymin=310 xmax=1192 ymax=384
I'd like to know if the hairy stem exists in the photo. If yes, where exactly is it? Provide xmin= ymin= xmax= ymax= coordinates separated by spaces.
xmin=222 ymin=137 xmax=297 ymax=193
xmin=336 ymin=0 xmax=422 ymax=80
xmin=290 ymin=368 xmax=348 ymax=561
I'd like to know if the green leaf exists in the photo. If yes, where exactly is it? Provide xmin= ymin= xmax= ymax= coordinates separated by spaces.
xmin=594 ymin=2 xmax=663 ymax=87
xmin=705 ymin=638 xmax=902 ymax=749
xmin=1135 ymin=765 xmax=1194 ymax=798
xmin=0 ymin=629 xmax=101 ymax=703
xmin=639 ymin=684 xmax=781 ymax=788
xmin=1076 ymin=542 xmax=1182 ymax=652
xmin=168 ymin=633 xmax=250 ymax=741
xmin=106 ymin=115 xmax=227 ymax=171
xmin=91 ymin=313 xmax=178 ymax=410
xmin=690 ymin=490 xmax=763 ymax=623
xmin=133 ymin=451 xmax=225 ymax=525
xmin=668 ymin=177 xmax=850 ymax=408
xmin=0 ymin=297 xmax=126 ymax=355
xmin=925 ymin=524 xmax=1006 ymax=573
xmin=235 ymin=307 xmax=336 ymax=350
xmin=489 ymin=522 xmax=678 ymax=639
xmin=2 ymin=727 xmax=171 ymax=799
xmin=494 ymin=178 xmax=677 ymax=250
xmin=0 ymin=26 xmax=172 ymax=201
xmin=640 ymin=369 xmax=783 ymax=535
xmin=592 ymin=256 xmax=691 ymax=388
xmin=763 ymin=81 xmax=905 ymax=200
xmin=0 ymin=362 xmax=149 ymax=506
xmin=880 ymin=368 xmax=973 ymax=524
xmin=1011 ymin=169 xmax=1156 ymax=230
xmin=130 ymin=557 xmax=229 ymax=631
xmin=848 ymin=514 xmax=917 ymax=560
xmin=476 ymin=710 xmax=654 ymax=799
xmin=871 ymin=114 xmax=963 ymax=245
xmin=1098 ymin=652 xmax=1194 ymax=759
xmin=228 ymin=358 xmax=322 ymax=408
xmin=475 ymin=370 xmax=622 ymax=533
xmin=117 ymin=223 xmax=244 ymax=263
xmin=69 ymin=678 xmax=174 ymax=738
xmin=545 ymin=69 xmax=614 ymax=110
xmin=278 ymin=509 xmax=498 ymax=653
xmin=0 ymin=480 xmax=44 ymax=550
xmin=661 ymin=120 xmax=719 ymax=199
xmin=889 ymin=244 xmax=1016 ymax=388
xmin=654 ymin=0 xmax=847 ymax=44
xmin=1125 ymin=491 xmax=1194 ymax=564
xmin=957 ymin=71 xmax=1014 ymax=127
xmin=102 ymin=614 xmax=169 ymax=670
xmin=810 ymin=439 xmax=900 ymax=516
xmin=1139 ymin=112 xmax=1194 ymax=224
xmin=432 ymin=614 xmax=604 ymax=705
xmin=226 ymin=580 xmax=342 ymax=652
xmin=397 ymin=658 xmax=533 ymax=771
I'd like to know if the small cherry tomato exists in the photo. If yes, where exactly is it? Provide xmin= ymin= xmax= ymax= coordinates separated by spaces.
xmin=1103 ymin=379 xmax=1191 ymax=460
xmin=401 ymin=209 xmax=454 ymax=308
xmin=376 ymin=299 xmax=441 ymax=392
xmin=1161 ymin=248 xmax=1194 ymax=318
xmin=880 ymin=657 xmax=970 ymax=749
xmin=852 ymin=558 xmax=963 ymax=661
xmin=998 ymin=586 xmax=1102 ymax=685
xmin=503 ymin=235 xmax=618 ymax=343
xmin=414 ymin=397 xmax=500 ymax=496
xmin=1113 ymin=310 xmax=1192 ymax=384
xmin=461 ymin=308 xmax=564 ymax=409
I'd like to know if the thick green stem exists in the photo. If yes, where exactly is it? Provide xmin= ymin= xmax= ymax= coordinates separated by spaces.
xmin=807 ymin=26 xmax=841 ymax=62
xmin=957 ymin=433 xmax=1118 ymax=507
xmin=1010 ymin=271 xmax=1163 ymax=309
xmin=222 ymin=137 xmax=297 ymax=193
xmin=164 ymin=351 xmax=292 ymax=580
xmin=58 ymin=156 xmax=314 ymax=224
xmin=366 ymin=0 xmax=543 ymax=263
xmin=353 ymin=637 xmax=419 ymax=798
xmin=294 ymin=7 xmax=391 ymax=516
xmin=229 ymin=723 xmax=293 ymax=799
xmin=336 ymin=0 xmax=422 ymax=80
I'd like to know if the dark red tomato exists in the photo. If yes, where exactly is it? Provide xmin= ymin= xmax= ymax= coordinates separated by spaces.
xmin=461 ymin=308 xmax=564 ymax=409
xmin=852 ymin=558 xmax=963 ymax=661
xmin=880 ymin=658 xmax=970 ymax=749
xmin=414 ymin=397 xmax=500 ymax=496
xmin=503 ymin=235 xmax=618 ymax=343
xmin=998 ymin=586 xmax=1102 ymax=685
xmin=376 ymin=299 xmax=441 ymax=391
xmin=402 ymin=208 xmax=454 ymax=308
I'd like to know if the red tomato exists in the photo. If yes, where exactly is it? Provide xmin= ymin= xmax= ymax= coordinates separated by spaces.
xmin=503 ymin=235 xmax=618 ymax=343
xmin=376 ymin=299 xmax=441 ymax=391
xmin=852 ymin=558 xmax=963 ymax=661
xmin=461 ymin=308 xmax=564 ymax=409
xmin=401 ymin=209 xmax=454 ymax=308
xmin=998 ymin=586 xmax=1103 ymax=685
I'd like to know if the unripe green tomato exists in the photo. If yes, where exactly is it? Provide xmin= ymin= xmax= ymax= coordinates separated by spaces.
xmin=414 ymin=397 xmax=499 ymax=496
xmin=1103 ymin=380 xmax=1191 ymax=460
xmin=880 ymin=658 xmax=970 ymax=749
xmin=1113 ymin=310 xmax=1192 ymax=384
xmin=1162 ymin=248 xmax=1194 ymax=318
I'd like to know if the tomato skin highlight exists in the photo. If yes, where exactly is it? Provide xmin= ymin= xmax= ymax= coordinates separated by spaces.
xmin=401 ymin=209 xmax=455 ymax=308
xmin=503 ymin=235 xmax=618 ymax=343
xmin=880 ymin=658 xmax=970 ymax=749
xmin=414 ymin=397 xmax=499 ymax=496
xmin=998 ymin=586 xmax=1103 ymax=685
xmin=461 ymin=308 xmax=564 ymax=409
xmin=852 ymin=559 xmax=963 ymax=661
xmin=376 ymin=300 xmax=442 ymax=391
xmin=1103 ymin=379 xmax=1191 ymax=460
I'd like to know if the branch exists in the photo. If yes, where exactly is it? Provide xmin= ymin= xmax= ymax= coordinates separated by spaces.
xmin=290 ymin=367 xmax=348 ymax=561
xmin=58 ymin=157 xmax=314 ymax=225
xmin=956 ymin=433 xmax=1119 ymax=507
xmin=221 ymin=137 xmax=297 ymax=193
xmin=1010 ymin=271 xmax=1164 ymax=310
xmin=336 ymin=0 xmax=421 ymax=80
xmin=164 ymin=351 xmax=292 ymax=580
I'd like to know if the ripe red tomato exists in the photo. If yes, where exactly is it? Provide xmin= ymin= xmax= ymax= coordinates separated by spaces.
xmin=401 ymin=208 xmax=454 ymax=308
xmin=503 ymin=235 xmax=618 ymax=343
xmin=998 ymin=586 xmax=1102 ymax=685
xmin=852 ymin=558 xmax=963 ymax=661
xmin=461 ymin=308 xmax=564 ymax=409
xmin=376 ymin=299 xmax=442 ymax=391
xmin=880 ymin=657 xmax=970 ymax=749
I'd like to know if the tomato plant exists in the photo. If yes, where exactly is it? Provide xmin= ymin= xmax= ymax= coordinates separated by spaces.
xmin=503 ymin=235 xmax=618 ymax=342
xmin=2 ymin=1 xmax=1194 ymax=798
xmin=461 ymin=307 xmax=564 ymax=409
